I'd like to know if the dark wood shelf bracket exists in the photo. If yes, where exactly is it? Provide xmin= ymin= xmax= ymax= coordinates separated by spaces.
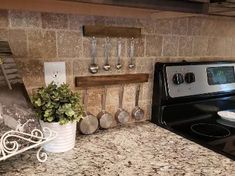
xmin=83 ymin=25 xmax=142 ymax=38
xmin=75 ymin=73 xmax=149 ymax=87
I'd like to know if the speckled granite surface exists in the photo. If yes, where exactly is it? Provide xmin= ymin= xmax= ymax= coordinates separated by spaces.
xmin=1 ymin=122 xmax=235 ymax=176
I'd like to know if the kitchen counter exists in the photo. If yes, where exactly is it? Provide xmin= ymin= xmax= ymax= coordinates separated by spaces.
xmin=1 ymin=121 xmax=235 ymax=176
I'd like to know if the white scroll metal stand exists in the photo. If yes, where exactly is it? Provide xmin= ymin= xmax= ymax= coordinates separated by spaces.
xmin=0 ymin=119 xmax=57 ymax=162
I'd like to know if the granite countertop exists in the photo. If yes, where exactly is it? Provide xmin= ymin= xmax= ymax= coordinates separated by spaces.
xmin=1 ymin=122 xmax=235 ymax=176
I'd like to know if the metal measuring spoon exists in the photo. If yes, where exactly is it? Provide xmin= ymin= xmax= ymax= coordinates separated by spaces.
xmin=128 ymin=37 xmax=135 ymax=69
xmin=89 ymin=37 xmax=99 ymax=74
xmin=116 ymin=39 xmax=122 ymax=70
xmin=103 ymin=37 xmax=111 ymax=71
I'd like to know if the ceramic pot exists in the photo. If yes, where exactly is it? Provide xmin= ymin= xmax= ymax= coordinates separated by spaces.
xmin=39 ymin=120 xmax=76 ymax=153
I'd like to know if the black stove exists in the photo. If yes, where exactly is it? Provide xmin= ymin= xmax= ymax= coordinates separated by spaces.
xmin=151 ymin=61 xmax=235 ymax=160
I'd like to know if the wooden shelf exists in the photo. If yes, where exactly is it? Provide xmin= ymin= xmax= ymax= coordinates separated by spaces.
xmin=83 ymin=25 xmax=141 ymax=38
xmin=75 ymin=73 xmax=149 ymax=87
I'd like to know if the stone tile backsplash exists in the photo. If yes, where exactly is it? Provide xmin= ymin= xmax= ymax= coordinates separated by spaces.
xmin=1 ymin=9 xmax=235 ymax=125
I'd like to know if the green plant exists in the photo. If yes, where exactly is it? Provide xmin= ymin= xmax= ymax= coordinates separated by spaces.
xmin=31 ymin=82 xmax=83 ymax=125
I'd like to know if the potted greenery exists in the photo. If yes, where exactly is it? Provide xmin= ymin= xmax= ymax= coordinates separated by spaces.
xmin=31 ymin=82 xmax=83 ymax=153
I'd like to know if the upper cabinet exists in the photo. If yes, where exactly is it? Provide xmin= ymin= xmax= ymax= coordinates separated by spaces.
xmin=59 ymin=0 xmax=210 ymax=14
xmin=209 ymin=0 xmax=235 ymax=17
xmin=3 ymin=0 xmax=235 ymax=18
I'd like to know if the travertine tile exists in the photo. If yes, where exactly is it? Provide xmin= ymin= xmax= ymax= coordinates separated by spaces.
xmin=109 ymin=38 xmax=127 ymax=58
xmin=94 ymin=16 xmax=106 ymax=25
xmin=138 ymin=19 xmax=155 ymax=34
xmin=139 ymin=82 xmax=153 ymax=102
xmin=213 ymin=19 xmax=230 ymax=37
xmin=188 ymin=17 xmax=204 ymax=36
xmin=224 ymin=38 xmax=232 ymax=57
xmin=0 ymin=10 xmax=9 ymax=27
xmin=139 ymin=100 xmax=152 ymax=120
xmin=0 ymin=29 xmax=9 ymax=41
xmin=87 ymin=87 xmax=102 ymax=108
xmin=9 ymin=10 xmax=41 ymax=28
xmin=115 ymin=17 xmax=139 ymax=27
xmin=73 ymin=59 xmax=89 ymax=76
xmin=69 ymin=14 xmax=94 ymax=30
xmin=192 ymin=37 xmax=208 ymax=56
xmin=207 ymin=37 xmax=226 ymax=56
xmin=155 ymin=19 xmax=172 ymax=35
xmin=83 ymin=37 xmax=105 ymax=58
xmin=123 ymin=84 xmax=135 ymax=105
xmin=231 ymin=38 xmax=235 ymax=56
xmin=172 ymin=18 xmax=188 ymax=35
xmin=200 ymin=18 xmax=217 ymax=37
xmin=28 ymin=30 xmax=56 ymax=58
xmin=9 ymin=29 xmax=27 ymax=57
xmin=146 ymin=35 xmax=162 ymax=57
xmin=42 ymin=12 xmax=68 ymax=29
xmin=126 ymin=37 xmax=145 ymax=57
xmin=162 ymin=36 xmax=178 ymax=56
xmin=15 ymin=59 xmax=44 ymax=88
xmin=105 ymin=16 xmax=138 ymax=27
xmin=179 ymin=36 xmax=193 ymax=56
xmin=57 ymin=31 xmax=82 ymax=58
xmin=104 ymin=17 xmax=118 ymax=26
xmin=136 ymin=58 xmax=154 ymax=73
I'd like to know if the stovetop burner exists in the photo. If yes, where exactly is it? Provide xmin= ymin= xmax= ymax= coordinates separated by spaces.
xmin=191 ymin=123 xmax=231 ymax=138
xmin=152 ymin=61 xmax=235 ymax=160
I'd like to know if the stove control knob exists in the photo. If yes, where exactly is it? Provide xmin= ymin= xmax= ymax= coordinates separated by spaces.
xmin=172 ymin=73 xmax=184 ymax=85
xmin=185 ymin=72 xmax=195 ymax=84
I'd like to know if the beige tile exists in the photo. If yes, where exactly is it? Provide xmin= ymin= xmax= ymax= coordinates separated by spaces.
xmin=213 ymin=19 xmax=230 ymax=37
xmin=123 ymin=84 xmax=135 ymax=105
xmin=179 ymin=36 xmax=193 ymax=56
xmin=172 ymin=18 xmax=188 ymax=35
xmin=127 ymin=37 xmax=145 ymax=57
xmin=139 ymin=82 xmax=153 ymax=102
xmin=207 ymin=37 xmax=226 ymax=56
xmin=136 ymin=58 xmax=154 ymax=73
xmin=9 ymin=10 xmax=41 ymax=28
xmin=192 ymin=37 xmax=208 ymax=56
xmin=139 ymin=100 xmax=152 ymax=120
xmin=42 ymin=12 xmax=68 ymax=29
xmin=224 ymin=38 xmax=232 ymax=57
xmin=146 ymin=35 xmax=162 ymax=57
xmin=57 ymin=31 xmax=82 ymax=58
xmin=109 ymin=38 xmax=127 ymax=58
xmin=69 ymin=14 xmax=94 ymax=30
xmin=9 ymin=29 xmax=27 ymax=57
xmin=230 ymin=38 xmax=235 ymax=56
xmin=83 ymin=37 xmax=105 ymax=58
xmin=15 ymin=59 xmax=44 ymax=88
xmin=0 ymin=29 xmax=9 ymax=41
xmin=94 ymin=16 xmax=106 ymax=25
xmin=200 ymin=18 xmax=217 ymax=37
xmin=105 ymin=16 xmax=138 ymax=27
xmin=162 ymin=36 xmax=178 ymax=56
xmin=115 ymin=17 xmax=139 ymax=27
xmin=28 ymin=30 xmax=56 ymax=58
xmin=0 ymin=10 xmax=9 ymax=28
xmin=87 ymin=87 xmax=102 ymax=109
xmin=188 ymin=17 xmax=204 ymax=36
xmin=155 ymin=19 xmax=172 ymax=35
xmin=138 ymin=19 xmax=155 ymax=34
xmin=104 ymin=17 xmax=118 ymax=26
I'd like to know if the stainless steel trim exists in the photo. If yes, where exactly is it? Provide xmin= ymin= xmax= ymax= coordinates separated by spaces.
xmin=166 ymin=63 xmax=235 ymax=98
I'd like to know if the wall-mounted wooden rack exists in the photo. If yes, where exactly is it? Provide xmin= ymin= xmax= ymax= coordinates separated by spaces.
xmin=83 ymin=25 xmax=141 ymax=38
xmin=75 ymin=73 xmax=149 ymax=87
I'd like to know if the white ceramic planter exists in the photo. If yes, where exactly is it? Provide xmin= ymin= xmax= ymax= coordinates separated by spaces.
xmin=39 ymin=120 xmax=77 ymax=153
